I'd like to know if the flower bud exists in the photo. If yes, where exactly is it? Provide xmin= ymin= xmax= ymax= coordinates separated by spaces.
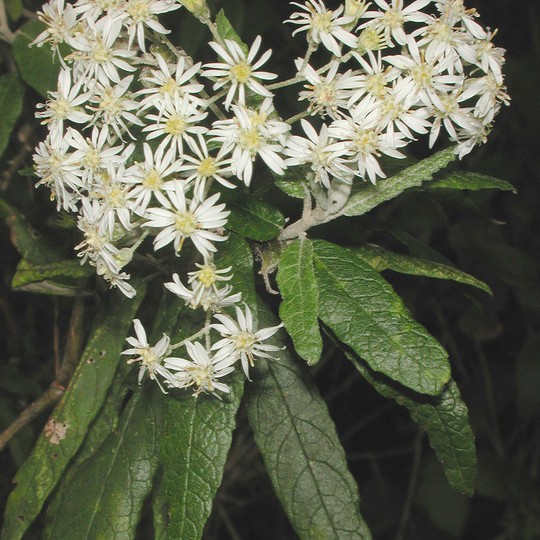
xmin=345 ymin=0 xmax=369 ymax=27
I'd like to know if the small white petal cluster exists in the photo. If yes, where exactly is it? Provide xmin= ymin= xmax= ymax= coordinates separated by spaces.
xmin=286 ymin=0 xmax=510 ymax=187
xmin=31 ymin=0 xmax=508 ymax=396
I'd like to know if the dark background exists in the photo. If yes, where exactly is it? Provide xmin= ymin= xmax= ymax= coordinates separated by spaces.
xmin=1 ymin=1 xmax=540 ymax=538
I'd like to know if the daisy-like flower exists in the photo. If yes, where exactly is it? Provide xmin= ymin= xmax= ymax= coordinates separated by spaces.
xmin=165 ymin=264 xmax=241 ymax=311
xmin=177 ymin=134 xmax=235 ymax=200
xmin=73 ymin=0 xmax=123 ymax=21
xmin=67 ymin=125 xmax=128 ymax=185
xmin=360 ymin=0 xmax=433 ymax=47
xmin=36 ymin=69 xmax=92 ymax=136
xmin=287 ymin=0 xmax=357 ymax=57
xmin=211 ymin=304 xmax=283 ymax=380
xmin=203 ymin=35 xmax=277 ymax=109
xmin=143 ymin=94 xmax=208 ymax=156
xmin=124 ymin=142 xmax=183 ymax=215
xmin=32 ymin=0 xmax=78 ymax=52
xmin=68 ymin=15 xmax=136 ymax=88
xmin=137 ymin=54 xmax=205 ymax=112
xmin=122 ymin=319 xmax=172 ymax=391
xmin=87 ymin=76 xmax=143 ymax=139
xmin=122 ymin=0 xmax=179 ymax=52
xmin=209 ymin=103 xmax=287 ymax=185
xmin=164 ymin=341 xmax=236 ymax=398
xmin=297 ymin=59 xmax=361 ymax=118
xmin=143 ymin=184 xmax=229 ymax=258
xmin=284 ymin=120 xmax=354 ymax=189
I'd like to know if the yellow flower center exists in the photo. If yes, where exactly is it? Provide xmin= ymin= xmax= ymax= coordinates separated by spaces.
xmin=160 ymin=77 xmax=178 ymax=96
xmin=99 ymin=88 xmax=123 ymax=115
xmin=365 ymin=73 xmax=387 ymax=98
xmin=197 ymin=265 xmax=217 ymax=287
xmin=165 ymin=115 xmax=187 ymax=136
xmin=50 ymin=99 xmax=71 ymax=119
xmin=383 ymin=8 xmax=404 ymax=29
xmin=140 ymin=346 xmax=158 ymax=366
xmin=239 ymin=128 xmax=262 ymax=153
xmin=106 ymin=186 xmax=125 ymax=208
xmin=143 ymin=169 xmax=163 ymax=190
xmin=126 ymin=0 xmax=150 ymax=21
xmin=354 ymin=129 xmax=378 ymax=154
xmin=411 ymin=63 xmax=433 ymax=87
xmin=83 ymin=147 xmax=101 ymax=170
xmin=175 ymin=211 xmax=199 ymax=235
xmin=197 ymin=156 xmax=217 ymax=178
xmin=91 ymin=41 xmax=111 ymax=64
xmin=188 ymin=364 xmax=214 ymax=389
xmin=312 ymin=11 xmax=333 ymax=32
xmin=230 ymin=62 xmax=252 ymax=84
xmin=232 ymin=331 xmax=256 ymax=352
xmin=357 ymin=27 xmax=385 ymax=53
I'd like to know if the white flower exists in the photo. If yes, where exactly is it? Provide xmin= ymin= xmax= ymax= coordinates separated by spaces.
xmin=137 ymin=54 xmax=205 ymax=112
xmin=165 ymin=264 xmax=241 ymax=311
xmin=211 ymin=304 xmax=283 ymax=380
xmin=209 ymin=103 xmax=287 ymax=185
xmin=143 ymin=185 xmax=229 ymax=258
xmin=32 ymin=0 xmax=78 ymax=51
xmin=284 ymin=120 xmax=354 ymax=189
xmin=36 ymin=69 xmax=92 ymax=136
xmin=122 ymin=0 xmax=179 ymax=52
xmin=164 ymin=341 xmax=236 ymax=398
xmin=143 ymin=94 xmax=208 ymax=156
xmin=176 ymin=134 xmax=235 ymax=200
xmin=124 ymin=142 xmax=183 ymax=214
xmin=122 ymin=319 xmax=172 ymax=390
xmin=287 ymin=0 xmax=357 ymax=56
xmin=360 ymin=0 xmax=432 ymax=47
xmin=203 ymin=35 xmax=277 ymax=109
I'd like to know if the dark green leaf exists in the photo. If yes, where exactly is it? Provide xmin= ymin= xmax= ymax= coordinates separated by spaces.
xmin=0 ymin=74 xmax=23 ymax=159
xmin=12 ymin=259 xmax=93 ymax=289
xmin=215 ymin=9 xmax=248 ymax=54
xmin=429 ymin=170 xmax=516 ymax=193
xmin=5 ymin=0 xmax=23 ymax=21
xmin=222 ymin=191 xmax=285 ymax=241
xmin=11 ymin=280 xmax=92 ymax=297
xmin=313 ymin=240 xmax=450 ymax=395
xmin=12 ymin=20 xmax=66 ymax=97
xmin=44 ymin=384 xmax=164 ymax=539
xmin=0 ymin=198 xmax=63 ymax=264
xmin=274 ymin=165 xmax=310 ymax=199
xmin=351 ymin=244 xmax=491 ymax=294
xmin=277 ymin=238 xmax=322 ymax=365
xmin=1 ymin=284 xmax=146 ymax=540
xmin=347 ymin=352 xmax=477 ymax=495
xmin=344 ymin=148 xmax=456 ymax=216
xmin=246 ymin=300 xmax=371 ymax=539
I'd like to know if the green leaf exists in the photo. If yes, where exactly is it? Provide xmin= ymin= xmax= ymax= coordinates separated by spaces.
xmin=277 ymin=238 xmax=322 ymax=365
xmin=12 ymin=259 xmax=93 ymax=289
xmin=215 ymin=9 xmax=248 ymax=54
xmin=222 ymin=191 xmax=285 ymax=241
xmin=12 ymin=20 xmax=66 ymax=97
xmin=44 ymin=384 xmax=164 ymax=539
xmin=0 ymin=198 xmax=63 ymax=264
xmin=1 ymin=284 xmax=146 ymax=540
xmin=0 ymin=74 xmax=23 ymax=159
xmin=344 ymin=147 xmax=457 ymax=217
xmin=216 ymin=232 xmax=256 ymax=308
xmin=161 ymin=374 xmax=244 ymax=540
xmin=347 ymin=352 xmax=477 ymax=495
xmin=312 ymin=240 xmax=450 ymax=396
xmin=429 ymin=170 xmax=516 ymax=193
xmin=351 ymin=244 xmax=491 ymax=294
xmin=246 ymin=300 xmax=371 ymax=540
xmin=274 ymin=165 xmax=310 ymax=199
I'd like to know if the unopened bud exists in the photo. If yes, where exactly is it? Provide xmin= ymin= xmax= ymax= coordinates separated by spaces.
xmin=179 ymin=0 xmax=210 ymax=22
xmin=345 ymin=0 xmax=369 ymax=27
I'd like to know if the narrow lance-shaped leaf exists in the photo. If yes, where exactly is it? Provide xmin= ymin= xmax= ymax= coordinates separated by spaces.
xmin=313 ymin=240 xmax=450 ymax=396
xmin=428 ymin=170 xmax=516 ymax=193
xmin=1 ymin=283 xmax=146 ymax=540
xmin=277 ymin=238 xmax=322 ymax=365
xmin=351 ymin=244 xmax=491 ymax=295
xmin=44 ymin=384 xmax=165 ymax=539
xmin=344 ymin=147 xmax=456 ymax=217
xmin=246 ymin=299 xmax=371 ymax=539
xmin=159 ymin=234 xmax=253 ymax=539
xmin=346 ymin=351 xmax=477 ymax=496
xmin=0 ymin=74 xmax=24 ymax=159
xmin=215 ymin=9 xmax=248 ymax=54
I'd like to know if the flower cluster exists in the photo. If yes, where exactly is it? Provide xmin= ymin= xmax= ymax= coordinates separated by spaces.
xmin=31 ymin=0 xmax=508 ymax=396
